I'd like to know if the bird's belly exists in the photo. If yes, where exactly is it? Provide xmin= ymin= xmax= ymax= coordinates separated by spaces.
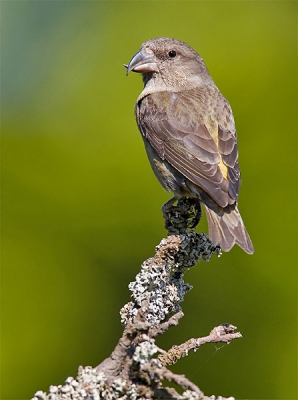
xmin=143 ymin=138 xmax=196 ymax=199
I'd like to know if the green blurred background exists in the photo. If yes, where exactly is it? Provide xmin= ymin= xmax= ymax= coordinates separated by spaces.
xmin=1 ymin=1 xmax=296 ymax=399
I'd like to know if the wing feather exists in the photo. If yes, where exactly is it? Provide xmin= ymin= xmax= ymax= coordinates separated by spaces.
xmin=136 ymin=87 xmax=240 ymax=207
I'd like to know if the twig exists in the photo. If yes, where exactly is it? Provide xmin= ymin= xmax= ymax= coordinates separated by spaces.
xmin=157 ymin=324 xmax=242 ymax=366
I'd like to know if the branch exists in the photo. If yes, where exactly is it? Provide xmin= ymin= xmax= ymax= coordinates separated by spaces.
xmin=32 ymin=200 xmax=241 ymax=400
xmin=157 ymin=324 xmax=242 ymax=367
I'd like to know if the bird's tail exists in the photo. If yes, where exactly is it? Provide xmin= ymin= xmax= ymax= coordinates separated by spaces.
xmin=204 ymin=205 xmax=254 ymax=254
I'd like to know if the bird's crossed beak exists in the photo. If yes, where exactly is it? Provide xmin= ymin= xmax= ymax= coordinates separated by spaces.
xmin=124 ymin=49 xmax=158 ymax=76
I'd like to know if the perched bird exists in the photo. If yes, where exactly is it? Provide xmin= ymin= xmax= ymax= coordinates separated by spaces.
xmin=125 ymin=37 xmax=254 ymax=254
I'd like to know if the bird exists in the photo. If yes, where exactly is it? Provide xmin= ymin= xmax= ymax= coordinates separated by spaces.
xmin=125 ymin=37 xmax=254 ymax=254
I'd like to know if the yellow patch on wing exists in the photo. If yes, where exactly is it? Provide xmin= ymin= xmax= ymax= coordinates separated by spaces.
xmin=218 ymin=160 xmax=229 ymax=180
xmin=205 ymin=118 xmax=229 ymax=180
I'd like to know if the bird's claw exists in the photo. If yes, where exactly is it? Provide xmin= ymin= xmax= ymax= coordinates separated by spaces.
xmin=162 ymin=197 xmax=202 ymax=234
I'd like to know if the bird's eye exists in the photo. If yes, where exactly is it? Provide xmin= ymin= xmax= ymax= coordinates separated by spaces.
xmin=168 ymin=50 xmax=176 ymax=58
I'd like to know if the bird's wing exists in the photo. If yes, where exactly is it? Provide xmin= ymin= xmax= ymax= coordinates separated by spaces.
xmin=136 ymin=87 xmax=240 ymax=208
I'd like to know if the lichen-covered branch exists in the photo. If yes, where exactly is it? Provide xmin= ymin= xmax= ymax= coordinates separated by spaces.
xmin=32 ymin=200 xmax=241 ymax=400
xmin=157 ymin=324 xmax=242 ymax=367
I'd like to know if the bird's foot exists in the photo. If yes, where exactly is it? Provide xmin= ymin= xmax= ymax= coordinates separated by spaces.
xmin=162 ymin=197 xmax=202 ymax=234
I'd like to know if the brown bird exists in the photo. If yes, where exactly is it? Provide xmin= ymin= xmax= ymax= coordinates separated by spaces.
xmin=126 ymin=37 xmax=254 ymax=254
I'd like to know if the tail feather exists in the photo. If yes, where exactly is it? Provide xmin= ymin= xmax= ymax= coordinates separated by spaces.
xmin=204 ymin=205 xmax=254 ymax=254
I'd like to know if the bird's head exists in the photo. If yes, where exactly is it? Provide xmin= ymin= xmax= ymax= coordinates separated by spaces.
xmin=125 ymin=37 xmax=212 ymax=90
